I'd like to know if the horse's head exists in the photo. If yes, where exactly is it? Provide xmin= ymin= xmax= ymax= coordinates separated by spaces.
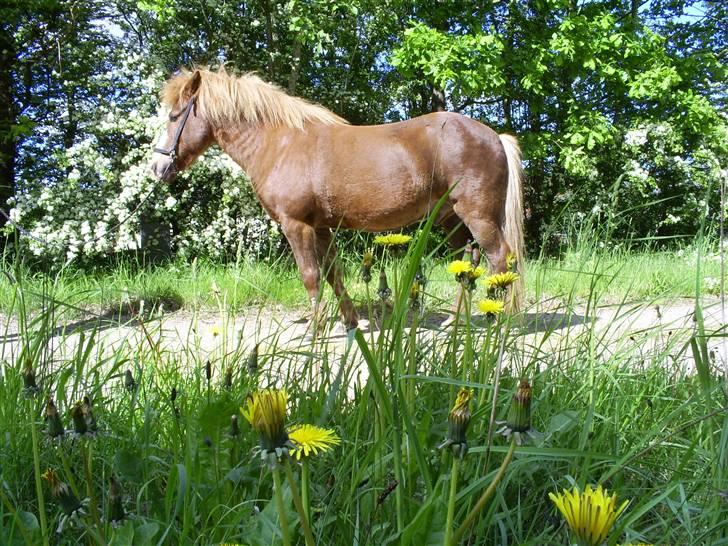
xmin=151 ymin=70 xmax=214 ymax=181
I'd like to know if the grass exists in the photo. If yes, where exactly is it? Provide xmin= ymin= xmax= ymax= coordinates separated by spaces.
xmin=1 ymin=243 xmax=723 ymax=319
xmin=0 ymin=224 xmax=726 ymax=545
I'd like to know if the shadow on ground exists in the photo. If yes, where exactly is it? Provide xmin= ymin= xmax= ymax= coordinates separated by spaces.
xmin=0 ymin=296 xmax=183 ymax=343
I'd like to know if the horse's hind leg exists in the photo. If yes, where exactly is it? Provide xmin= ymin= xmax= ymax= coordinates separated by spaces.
xmin=453 ymin=204 xmax=510 ymax=274
xmin=439 ymin=214 xmax=473 ymax=252
xmin=315 ymin=228 xmax=358 ymax=330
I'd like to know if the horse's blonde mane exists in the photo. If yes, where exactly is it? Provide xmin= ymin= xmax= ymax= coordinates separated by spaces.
xmin=161 ymin=67 xmax=347 ymax=129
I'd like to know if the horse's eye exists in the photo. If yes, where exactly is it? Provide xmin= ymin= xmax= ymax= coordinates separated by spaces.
xmin=169 ymin=112 xmax=180 ymax=122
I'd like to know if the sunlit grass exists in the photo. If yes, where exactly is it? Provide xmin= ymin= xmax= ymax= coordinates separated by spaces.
xmin=0 ymin=219 xmax=726 ymax=545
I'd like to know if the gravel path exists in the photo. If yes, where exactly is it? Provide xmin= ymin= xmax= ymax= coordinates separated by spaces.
xmin=1 ymin=297 xmax=726 ymax=384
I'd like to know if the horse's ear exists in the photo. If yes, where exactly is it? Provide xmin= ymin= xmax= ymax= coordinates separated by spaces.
xmin=182 ymin=70 xmax=202 ymax=100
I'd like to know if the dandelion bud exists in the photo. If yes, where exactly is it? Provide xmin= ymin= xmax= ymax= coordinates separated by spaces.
xmin=463 ymin=241 xmax=473 ymax=261
xmin=70 ymin=401 xmax=88 ymax=436
xmin=108 ymin=476 xmax=125 ymax=524
xmin=496 ymin=379 xmax=542 ymax=445
xmin=507 ymin=380 xmax=532 ymax=433
xmin=211 ymin=280 xmax=221 ymax=297
xmin=230 ymin=414 xmax=240 ymax=437
xmin=42 ymin=469 xmax=81 ymax=516
xmin=377 ymin=270 xmax=391 ymax=301
xmin=361 ymin=251 xmax=374 ymax=283
xmin=82 ymin=396 xmax=97 ymax=433
xmin=247 ymin=344 xmax=259 ymax=375
xmin=22 ymin=359 xmax=39 ymax=395
xmin=123 ymin=369 xmax=136 ymax=393
xmin=44 ymin=397 xmax=65 ymax=438
xmin=205 ymin=360 xmax=212 ymax=382
xmin=472 ymin=245 xmax=481 ymax=268
xmin=415 ymin=263 xmax=427 ymax=288
xmin=409 ymin=280 xmax=421 ymax=310
xmin=223 ymin=366 xmax=233 ymax=389
xmin=438 ymin=388 xmax=472 ymax=458
xmin=506 ymin=252 xmax=517 ymax=273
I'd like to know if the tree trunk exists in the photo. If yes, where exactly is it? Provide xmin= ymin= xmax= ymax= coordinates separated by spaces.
xmin=431 ymin=85 xmax=446 ymax=112
xmin=262 ymin=0 xmax=279 ymax=79
xmin=0 ymin=26 xmax=16 ymax=235
xmin=288 ymin=38 xmax=302 ymax=94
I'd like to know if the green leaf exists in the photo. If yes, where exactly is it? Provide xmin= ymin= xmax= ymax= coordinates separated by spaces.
xmin=114 ymin=450 xmax=144 ymax=483
xmin=109 ymin=521 xmax=135 ymax=546
xmin=400 ymin=495 xmax=447 ymax=546
xmin=548 ymin=411 xmax=579 ymax=435
xmin=133 ymin=522 xmax=160 ymax=546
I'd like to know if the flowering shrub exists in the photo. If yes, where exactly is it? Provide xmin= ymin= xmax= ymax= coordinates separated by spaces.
xmin=620 ymin=121 xmax=727 ymax=236
xmin=5 ymin=55 xmax=281 ymax=264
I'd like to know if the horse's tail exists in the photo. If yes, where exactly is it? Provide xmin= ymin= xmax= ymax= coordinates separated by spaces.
xmin=498 ymin=134 xmax=525 ymax=310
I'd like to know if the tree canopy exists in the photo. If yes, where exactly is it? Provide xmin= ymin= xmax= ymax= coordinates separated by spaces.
xmin=1 ymin=0 xmax=725 ymax=262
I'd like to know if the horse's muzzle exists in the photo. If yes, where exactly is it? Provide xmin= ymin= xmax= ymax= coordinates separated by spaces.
xmin=150 ymin=157 xmax=177 ymax=181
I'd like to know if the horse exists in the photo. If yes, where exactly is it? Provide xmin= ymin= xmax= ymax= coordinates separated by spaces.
xmin=150 ymin=67 xmax=525 ymax=330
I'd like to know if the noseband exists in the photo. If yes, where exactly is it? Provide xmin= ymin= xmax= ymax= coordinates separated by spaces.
xmin=154 ymin=96 xmax=197 ymax=160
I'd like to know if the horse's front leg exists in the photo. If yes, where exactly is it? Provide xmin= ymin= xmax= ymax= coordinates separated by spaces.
xmin=315 ymin=228 xmax=358 ymax=330
xmin=280 ymin=218 xmax=326 ymax=333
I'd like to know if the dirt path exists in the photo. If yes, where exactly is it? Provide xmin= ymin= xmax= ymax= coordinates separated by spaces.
xmin=1 ymin=298 xmax=726 ymax=383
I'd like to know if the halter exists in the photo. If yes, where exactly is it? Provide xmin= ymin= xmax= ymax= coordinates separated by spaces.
xmin=154 ymin=96 xmax=197 ymax=160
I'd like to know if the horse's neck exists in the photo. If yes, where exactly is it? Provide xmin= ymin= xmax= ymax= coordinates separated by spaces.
xmin=213 ymin=124 xmax=289 ymax=187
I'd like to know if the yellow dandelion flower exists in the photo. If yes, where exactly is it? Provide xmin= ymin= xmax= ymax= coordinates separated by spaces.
xmin=484 ymin=271 xmax=520 ymax=290
xmin=288 ymin=424 xmax=341 ymax=460
xmin=478 ymin=299 xmax=505 ymax=315
xmin=373 ymin=233 xmax=412 ymax=247
xmin=471 ymin=265 xmax=486 ymax=279
xmin=241 ymin=389 xmax=289 ymax=452
xmin=549 ymin=484 xmax=629 ymax=546
xmin=447 ymin=260 xmax=473 ymax=276
xmin=211 ymin=325 xmax=222 ymax=337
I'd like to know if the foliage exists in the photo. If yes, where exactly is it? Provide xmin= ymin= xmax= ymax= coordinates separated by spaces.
xmin=0 ymin=0 xmax=726 ymax=262
xmin=390 ymin=0 xmax=727 ymax=245
xmin=1 ymin=231 xmax=726 ymax=545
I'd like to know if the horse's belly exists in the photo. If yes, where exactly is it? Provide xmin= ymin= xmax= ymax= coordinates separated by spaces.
xmin=325 ymin=181 xmax=440 ymax=231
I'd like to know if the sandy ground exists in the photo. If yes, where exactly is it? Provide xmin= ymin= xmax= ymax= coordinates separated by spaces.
xmin=1 ymin=297 xmax=726 ymax=387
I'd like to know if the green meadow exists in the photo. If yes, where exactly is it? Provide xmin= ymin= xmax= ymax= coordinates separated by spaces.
xmin=1 ymin=226 xmax=726 ymax=546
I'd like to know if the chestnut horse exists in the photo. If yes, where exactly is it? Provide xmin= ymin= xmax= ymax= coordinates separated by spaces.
xmin=150 ymin=68 xmax=525 ymax=329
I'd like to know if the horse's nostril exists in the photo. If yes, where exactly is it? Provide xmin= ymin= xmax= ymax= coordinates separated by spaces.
xmin=150 ymin=160 xmax=161 ymax=179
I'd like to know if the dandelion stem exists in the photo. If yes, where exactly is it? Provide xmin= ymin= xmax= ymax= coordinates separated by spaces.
xmin=462 ymin=289 xmax=472 ymax=383
xmin=83 ymin=440 xmax=103 ymax=538
xmin=444 ymin=456 xmax=460 ymax=546
xmin=392 ymin=413 xmax=405 ymax=533
xmin=453 ymin=437 xmax=516 ymax=544
xmin=284 ymin=459 xmax=316 ymax=546
xmin=301 ymin=460 xmax=310 ymax=523
xmin=272 ymin=465 xmax=292 ymax=546
xmin=28 ymin=400 xmax=49 ymax=546
xmin=481 ymin=315 xmax=509 ymax=474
